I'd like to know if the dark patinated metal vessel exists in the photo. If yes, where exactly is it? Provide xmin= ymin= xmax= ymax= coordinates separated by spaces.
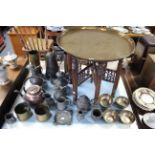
xmin=45 ymin=51 xmax=59 ymax=79
xmin=76 ymin=95 xmax=91 ymax=112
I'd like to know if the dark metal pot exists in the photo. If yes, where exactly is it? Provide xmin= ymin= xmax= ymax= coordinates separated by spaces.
xmin=52 ymin=77 xmax=68 ymax=88
xmin=43 ymin=93 xmax=56 ymax=109
xmin=55 ymin=97 xmax=71 ymax=110
xmin=28 ymin=76 xmax=44 ymax=86
xmin=53 ymin=89 xmax=66 ymax=101
xmin=76 ymin=110 xmax=85 ymax=120
xmin=91 ymin=108 xmax=102 ymax=121
xmin=45 ymin=51 xmax=59 ymax=79
xmin=5 ymin=113 xmax=16 ymax=124
xmin=29 ymin=65 xmax=43 ymax=77
xmin=76 ymin=95 xmax=91 ymax=112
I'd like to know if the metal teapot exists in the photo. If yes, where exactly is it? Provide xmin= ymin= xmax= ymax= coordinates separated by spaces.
xmin=14 ymin=85 xmax=44 ymax=106
xmin=76 ymin=95 xmax=91 ymax=112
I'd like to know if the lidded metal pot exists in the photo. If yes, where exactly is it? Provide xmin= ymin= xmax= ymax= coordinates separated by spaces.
xmin=15 ymin=85 xmax=44 ymax=107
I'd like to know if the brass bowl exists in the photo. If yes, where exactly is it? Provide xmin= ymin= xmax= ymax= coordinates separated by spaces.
xmin=35 ymin=105 xmax=51 ymax=122
xmin=102 ymin=109 xmax=118 ymax=123
xmin=14 ymin=103 xmax=32 ymax=121
xmin=114 ymin=96 xmax=129 ymax=109
xmin=98 ymin=94 xmax=113 ymax=108
xmin=119 ymin=110 xmax=135 ymax=124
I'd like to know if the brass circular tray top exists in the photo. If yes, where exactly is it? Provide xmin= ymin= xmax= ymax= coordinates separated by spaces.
xmin=57 ymin=29 xmax=135 ymax=61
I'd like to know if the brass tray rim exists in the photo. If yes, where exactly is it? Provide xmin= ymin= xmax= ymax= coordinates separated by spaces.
xmin=56 ymin=28 xmax=135 ymax=62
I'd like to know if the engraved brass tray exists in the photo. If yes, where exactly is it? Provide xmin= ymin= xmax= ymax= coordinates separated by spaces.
xmin=57 ymin=28 xmax=135 ymax=61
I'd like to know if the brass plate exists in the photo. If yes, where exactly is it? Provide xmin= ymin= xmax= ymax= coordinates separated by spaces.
xmin=57 ymin=29 xmax=135 ymax=61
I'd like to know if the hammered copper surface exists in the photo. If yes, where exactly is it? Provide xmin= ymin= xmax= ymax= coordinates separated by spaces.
xmin=57 ymin=29 xmax=135 ymax=61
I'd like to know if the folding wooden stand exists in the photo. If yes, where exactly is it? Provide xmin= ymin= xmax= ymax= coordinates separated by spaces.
xmin=66 ymin=53 xmax=122 ymax=101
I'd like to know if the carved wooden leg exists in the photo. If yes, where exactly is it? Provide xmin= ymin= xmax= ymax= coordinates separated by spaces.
xmin=71 ymin=56 xmax=78 ymax=101
xmin=94 ymin=73 xmax=102 ymax=100
xmin=92 ymin=62 xmax=102 ymax=100
xmin=111 ymin=60 xmax=122 ymax=98
xmin=64 ymin=52 xmax=68 ymax=73
xmin=64 ymin=53 xmax=72 ymax=73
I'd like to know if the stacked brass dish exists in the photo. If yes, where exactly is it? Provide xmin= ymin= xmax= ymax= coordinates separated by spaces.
xmin=114 ymin=96 xmax=129 ymax=109
xmin=97 ymin=93 xmax=135 ymax=124
xmin=102 ymin=109 xmax=118 ymax=123
xmin=98 ymin=94 xmax=113 ymax=108
xmin=119 ymin=110 xmax=135 ymax=124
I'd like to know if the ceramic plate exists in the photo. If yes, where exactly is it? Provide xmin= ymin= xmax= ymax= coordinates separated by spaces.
xmin=143 ymin=113 xmax=155 ymax=129
xmin=132 ymin=88 xmax=155 ymax=111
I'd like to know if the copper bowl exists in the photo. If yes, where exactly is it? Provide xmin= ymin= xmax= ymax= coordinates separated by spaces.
xmin=98 ymin=94 xmax=113 ymax=108
xmin=114 ymin=96 xmax=129 ymax=109
xmin=119 ymin=110 xmax=135 ymax=124
xmin=102 ymin=109 xmax=118 ymax=123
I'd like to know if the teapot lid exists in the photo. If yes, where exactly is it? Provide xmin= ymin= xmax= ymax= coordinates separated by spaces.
xmin=27 ymin=85 xmax=41 ymax=95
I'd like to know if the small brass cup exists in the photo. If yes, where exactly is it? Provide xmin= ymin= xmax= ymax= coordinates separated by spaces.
xmin=35 ymin=105 xmax=51 ymax=122
xmin=14 ymin=103 xmax=32 ymax=121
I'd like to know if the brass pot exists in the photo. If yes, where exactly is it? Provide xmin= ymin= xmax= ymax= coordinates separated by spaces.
xmin=119 ymin=110 xmax=135 ymax=124
xmin=102 ymin=109 xmax=118 ymax=123
xmin=14 ymin=103 xmax=32 ymax=121
xmin=98 ymin=94 xmax=113 ymax=108
xmin=35 ymin=105 xmax=51 ymax=122
xmin=114 ymin=96 xmax=129 ymax=109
